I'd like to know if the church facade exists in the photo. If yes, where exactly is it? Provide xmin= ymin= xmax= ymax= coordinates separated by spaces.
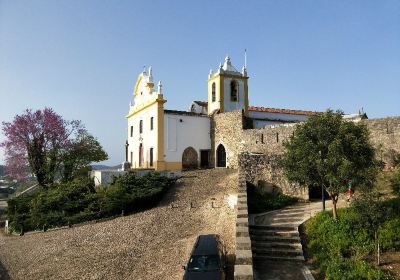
xmin=126 ymin=56 xmax=366 ymax=173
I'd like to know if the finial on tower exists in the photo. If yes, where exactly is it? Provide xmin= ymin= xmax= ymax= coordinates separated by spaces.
xmin=142 ymin=65 xmax=146 ymax=74
xmin=244 ymin=49 xmax=247 ymax=69
xmin=148 ymin=66 xmax=152 ymax=77
xmin=158 ymin=80 xmax=162 ymax=94
xmin=209 ymin=69 xmax=213 ymax=79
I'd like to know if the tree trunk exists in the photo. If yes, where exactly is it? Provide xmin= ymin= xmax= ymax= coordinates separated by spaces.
xmin=376 ymin=231 xmax=381 ymax=266
xmin=332 ymin=197 xmax=338 ymax=220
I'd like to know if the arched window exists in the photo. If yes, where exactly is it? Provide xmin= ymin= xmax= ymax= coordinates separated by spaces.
xmin=212 ymin=82 xmax=216 ymax=102
xmin=139 ymin=120 xmax=143 ymax=134
xmin=150 ymin=117 xmax=154 ymax=130
xmin=230 ymin=80 xmax=238 ymax=102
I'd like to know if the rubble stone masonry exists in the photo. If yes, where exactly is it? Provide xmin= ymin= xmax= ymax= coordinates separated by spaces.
xmin=212 ymin=110 xmax=400 ymax=199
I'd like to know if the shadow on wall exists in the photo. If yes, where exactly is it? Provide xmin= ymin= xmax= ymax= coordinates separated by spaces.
xmin=0 ymin=260 xmax=11 ymax=280
xmin=257 ymin=180 xmax=282 ymax=195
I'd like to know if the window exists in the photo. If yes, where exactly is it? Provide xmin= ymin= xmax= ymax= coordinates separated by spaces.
xmin=230 ymin=80 xmax=238 ymax=102
xmin=150 ymin=148 xmax=154 ymax=167
xmin=139 ymin=120 xmax=143 ymax=134
xmin=150 ymin=117 xmax=154 ymax=130
xmin=139 ymin=143 xmax=143 ymax=167
xmin=130 ymin=152 xmax=133 ymax=164
xmin=130 ymin=126 xmax=133 ymax=137
xmin=212 ymin=82 xmax=216 ymax=102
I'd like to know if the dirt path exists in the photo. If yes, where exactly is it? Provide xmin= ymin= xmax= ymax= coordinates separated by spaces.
xmin=0 ymin=169 xmax=237 ymax=280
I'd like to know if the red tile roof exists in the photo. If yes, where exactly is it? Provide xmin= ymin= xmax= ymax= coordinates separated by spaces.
xmin=193 ymin=101 xmax=208 ymax=108
xmin=248 ymin=106 xmax=320 ymax=116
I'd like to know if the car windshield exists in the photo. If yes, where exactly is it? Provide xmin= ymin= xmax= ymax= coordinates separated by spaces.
xmin=187 ymin=255 xmax=220 ymax=272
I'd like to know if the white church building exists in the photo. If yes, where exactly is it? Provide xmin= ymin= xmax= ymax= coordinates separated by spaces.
xmin=125 ymin=56 xmax=366 ymax=173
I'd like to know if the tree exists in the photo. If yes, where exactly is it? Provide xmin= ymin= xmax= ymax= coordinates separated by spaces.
xmin=280 ymin=110 xmax=377 ymax=219
xmin=352 ymin=191 xmax=385 ymax=265
xmin=1 ymin=108 xmax=106 ymax=187
xmin=61 ymin=131 xmax=108 ymax=182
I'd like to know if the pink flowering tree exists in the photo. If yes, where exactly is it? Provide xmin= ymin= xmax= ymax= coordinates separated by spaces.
xmin=1 ymin=108 xmax=84 ymax=187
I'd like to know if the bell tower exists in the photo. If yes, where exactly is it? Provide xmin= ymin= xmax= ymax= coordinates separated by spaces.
xmin=207 ymin=56 xmax=248 ymax=115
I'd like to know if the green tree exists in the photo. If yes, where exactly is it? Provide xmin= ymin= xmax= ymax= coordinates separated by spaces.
xmin=352 ymin=191 xmax=385 ymax=265
xmin=61 ymin=131 xmax=108 ymax=182
xmin=280 ymin=110 xmax=377 ymax=219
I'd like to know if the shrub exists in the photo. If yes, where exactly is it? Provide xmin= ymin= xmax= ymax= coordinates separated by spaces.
xmin=380 ymin=218 xmax=400 ymax=251
xmin=389 ymin=170 xmax=400 ymax=196
xmin=7 ymin=172 xmax=174 ymax=232
xmin=306 ymin=209 xmax=394 ymax=280
xmin=247 ymin=183 xmax=298 ymax=214
xmin=325 ymin=257 xmax=395 ymax=280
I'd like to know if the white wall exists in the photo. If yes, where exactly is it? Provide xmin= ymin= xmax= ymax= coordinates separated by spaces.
xmin=223 ymin=78 xmax=246 ymax=112
xmin=164 ymin=113 xmax=211 ymax=163
xmin=208 ymin=79 xmax=221 ymax=113
xmin=127 ymin=105 xmax=158 ymax=168
xmin=248 ymin=111 xmax=309 ymax=128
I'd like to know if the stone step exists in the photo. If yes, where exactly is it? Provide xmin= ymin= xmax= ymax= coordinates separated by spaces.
xmin=249 ymin=229 xmax=299 ymax=237
xmin=269 ymin=217 xmax=305 ymax=223
xmin=250 ymin=235 xmax=301 ymax=243
xmin=253 ymin=254 xmax=305 ymax=262
xmin=272 ymin=212 xmax=306 ymax=218
xmin=252 ymin=248 xmax=304 ymax=257
xmin=249 ymin=224 xmax=298 ymax=231
xmin=252 ymin=241 xmax=302 ymax=250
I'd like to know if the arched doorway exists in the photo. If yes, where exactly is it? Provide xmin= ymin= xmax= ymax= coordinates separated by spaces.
xmin=216 ymin=144 xmax=226 ymax=167
xmin=182 ymin=147 xmax=198 ymax=169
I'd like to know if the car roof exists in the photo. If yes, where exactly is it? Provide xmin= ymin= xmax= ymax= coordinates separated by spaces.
xmin=191 ymin=234 xmax=219 ymax=256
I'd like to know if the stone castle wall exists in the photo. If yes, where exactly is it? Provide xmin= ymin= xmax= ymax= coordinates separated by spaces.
xmin=212 ymin=110 xmax=297 ymax=168
xmin=238 ymin=153 xmax=308 ymax=200
xmin=212 ymin=110 xmax=400 ymax=199
xmin=211 ymin=110 xmax=245 ymax=169
xmin=363 ymin=117 xmax=400 ymax=167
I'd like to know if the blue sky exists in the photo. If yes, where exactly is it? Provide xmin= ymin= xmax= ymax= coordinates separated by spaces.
xmin=1 ymin=0 xmax=399 ymax=165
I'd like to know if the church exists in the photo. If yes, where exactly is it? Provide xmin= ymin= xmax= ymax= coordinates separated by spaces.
xmin=125 ymin=56 xmax=366 ymax=173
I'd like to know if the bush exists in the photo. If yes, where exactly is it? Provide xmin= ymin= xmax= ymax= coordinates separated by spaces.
xmin=380 ymin=218 xmax=400 ymax=251
xmin=247 ymin=183 xmax=298 ymax=214
xmin=389 ymin=170 xmax=400 ymax=196
xmin=306 ymin=209 xmax=395 ymax=280
xmin=7 ymin=172 xmax=174 ymax=232
xmin=325 ymin=257 xmax=395 ymax=280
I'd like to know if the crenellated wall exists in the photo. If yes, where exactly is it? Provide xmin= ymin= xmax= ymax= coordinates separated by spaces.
xmin=363 ymin=117 xmax=400 ymax=167
xmin=212 ymin=110 xmax=400 ymax=199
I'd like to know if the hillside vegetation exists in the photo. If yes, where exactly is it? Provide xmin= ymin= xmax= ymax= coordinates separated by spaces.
xmin=7 ymin=172 xmax=174 ymax=233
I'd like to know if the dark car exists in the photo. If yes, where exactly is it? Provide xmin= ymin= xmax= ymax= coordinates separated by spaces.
xmin=183 ymin=234 xmax=226 ymax=280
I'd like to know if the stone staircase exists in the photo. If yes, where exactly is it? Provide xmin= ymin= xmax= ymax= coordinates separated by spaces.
xmin=250 ymin=224 xmax=305 ymax=262
xmin=249 ymin=205 xmax=312 ymax=263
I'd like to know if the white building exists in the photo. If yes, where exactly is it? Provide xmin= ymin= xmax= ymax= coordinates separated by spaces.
xmin=126 ymin=56 xmax=367 ymax=171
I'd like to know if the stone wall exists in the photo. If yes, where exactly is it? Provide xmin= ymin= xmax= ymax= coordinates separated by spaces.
xmin=238 ymin=152 xmax=308 ymax=200
xmin=234 ymin=168 xmax=254 ymax=280
xmin=363 ymin=117 xmax=400 ymax=167
xmin=211 ymin=110 xmax=297 ymax=169
xmin=213 ymin=111 xmax=400 ymax=169
xmin=211 ymin=110 xmax=245 ymax=169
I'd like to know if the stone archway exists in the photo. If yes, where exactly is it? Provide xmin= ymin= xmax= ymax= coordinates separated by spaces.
xmin=182 ymin=147 xmax=198 ymax=169
xmin=216 ymin=144 xmax=226 ymax=167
